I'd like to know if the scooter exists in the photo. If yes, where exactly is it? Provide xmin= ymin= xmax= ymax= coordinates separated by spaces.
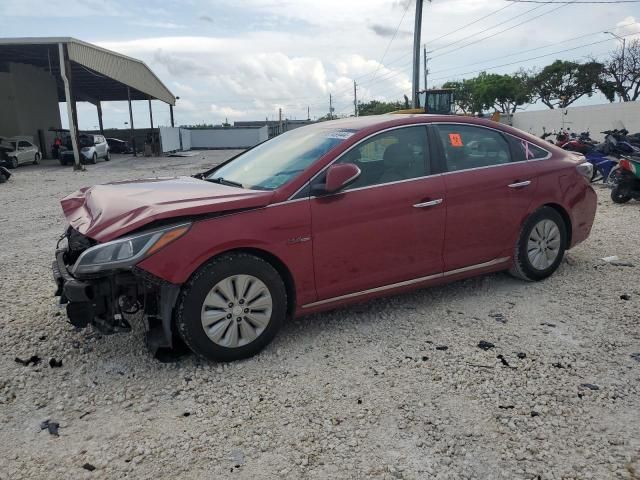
xmin=560 ymin=131 xmax=596 ymax=155
xmin=610 ymin=156 xmax=640 ymax=203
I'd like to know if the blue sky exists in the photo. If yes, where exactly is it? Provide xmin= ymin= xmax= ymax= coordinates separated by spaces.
xmin=1 ymin=0 xmax=638 ymax=129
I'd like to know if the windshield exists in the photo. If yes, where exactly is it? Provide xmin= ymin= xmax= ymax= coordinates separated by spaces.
xmin=207 ymin=126 xmax=356 ymax=190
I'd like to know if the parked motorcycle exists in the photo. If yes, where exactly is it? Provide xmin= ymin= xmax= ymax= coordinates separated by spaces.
xmin=610 ymin=156 xmax=640 ymax=203
xmin=0 ymin=145 xmax=13 ymax=183
xmin=560 ymin=131 xmax=596 ymax=155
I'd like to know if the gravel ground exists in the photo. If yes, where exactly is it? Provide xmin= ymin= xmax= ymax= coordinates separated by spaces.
xmin=0 ymin=152 xmax=639 ymax=480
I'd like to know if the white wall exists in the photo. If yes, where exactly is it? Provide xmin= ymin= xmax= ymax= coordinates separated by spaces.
xmin=180 ymin=127 xmax=191 ymax=151
xmin=189 ymin=126 xmax=268 ymax=149
xmin=0 ymin=63 xmax=62 ymax=156
xmin=159 ymin=126 xmax=181 ymax=153
xmin=510 ymin=102 xmax=640 ymax=141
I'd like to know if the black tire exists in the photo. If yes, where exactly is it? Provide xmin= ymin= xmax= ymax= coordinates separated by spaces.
xmin=91 ymin=153 xmax=97 ymax=165
xmin=33 ymin=153 xmax=40 ymax=165
xmin=105 ymin=150 xmax=110 ymax=161
xmin=8 ymin=157 xmax=18 ymax=169
xmin=0 ymin=173 xmax=6 ymax=184
xmin=175 ymin=253 xmax=287 ymax=362
xmin=59 ymin=159 xmax=67 ymax=166
xmin=611 ymin=186 xmax=631 ymax=204
xmin=509 ymin=206 xmax=567 ymax=282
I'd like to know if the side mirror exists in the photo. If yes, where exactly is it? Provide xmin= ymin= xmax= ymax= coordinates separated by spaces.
xmin=323 ymin=163 xmax=361 ymax=194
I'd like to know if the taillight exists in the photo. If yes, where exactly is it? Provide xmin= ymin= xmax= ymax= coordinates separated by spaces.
xmin=619 ymin=158 xmax=637 ymax=174
xmin=576 ymin=162 xmax=593 ymax=180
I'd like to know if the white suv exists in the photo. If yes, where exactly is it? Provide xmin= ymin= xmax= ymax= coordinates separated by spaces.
xmin=60 ymin=134 xmax=110 ymax=165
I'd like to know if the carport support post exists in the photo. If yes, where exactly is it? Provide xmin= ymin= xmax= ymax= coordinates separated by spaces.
xmin=58 ymin=43 xmax=81 ymax=170
xmin=148 ymin=99 xmax=154 ymax=129
xmin=127 ymin=87 xmax=136 ymax=157
xmin=170 ymin=105 xmax=175 ymax=127
xmin=96 ymin=101 xmax=104 ymax=136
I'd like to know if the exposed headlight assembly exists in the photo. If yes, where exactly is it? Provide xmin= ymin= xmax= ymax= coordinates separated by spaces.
xmin=72 ymin=223 xmax=191 ymax=275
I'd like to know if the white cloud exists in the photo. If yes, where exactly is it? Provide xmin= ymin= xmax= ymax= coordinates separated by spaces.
xmin=129 ymin=20 xmax=186 ymax=29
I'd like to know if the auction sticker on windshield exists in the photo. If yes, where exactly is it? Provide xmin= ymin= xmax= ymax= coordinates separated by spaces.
xmin=326 ymin=130 xmax=356 ymax=140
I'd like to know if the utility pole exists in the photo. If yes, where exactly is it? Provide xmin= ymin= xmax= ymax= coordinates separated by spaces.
xmin=278 ymin=108 xmax=283 ymax=135
xmin=411 ymin=0 xmax=424 ymax=108
xmin=423 ymin=44 xmax=429 ymax=92
xmin=307 ymin=106 xmax=310 ymax=121
xmin=329 ymin=94 xmax=333 ymax=120
xmin=353 ymin=81 xmax=358 ymax=117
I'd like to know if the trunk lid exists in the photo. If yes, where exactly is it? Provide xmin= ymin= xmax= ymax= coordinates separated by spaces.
xmin=61 ymin=176 xmax=274 ymax=242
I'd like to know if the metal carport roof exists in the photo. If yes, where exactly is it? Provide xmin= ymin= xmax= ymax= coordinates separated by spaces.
xmin=0 ymin=37 xmax=175 ymax=105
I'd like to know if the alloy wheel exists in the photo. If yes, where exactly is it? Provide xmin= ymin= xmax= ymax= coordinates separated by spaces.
xmin=527 ymin=219 xmax=561 ymax=270
xmin=200 ymin=274 xmax=273 ymax=348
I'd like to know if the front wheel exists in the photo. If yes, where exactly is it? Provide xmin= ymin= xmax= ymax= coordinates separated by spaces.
xmin=510 ymin=207 xmax=567 ymax=282
xmin=9 ymin=157 xmax=18 ymax=169
xmin=175 ymin=253 xmax=287 ymax=362
xmin=90 ymin=153 xmax=97 ymax=164
xmin=611 ymin=186 xmax=631 ymax=204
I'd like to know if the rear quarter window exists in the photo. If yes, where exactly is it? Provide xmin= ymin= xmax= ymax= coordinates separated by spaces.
xmin=507 ymin=136 xmax=550 ymax=162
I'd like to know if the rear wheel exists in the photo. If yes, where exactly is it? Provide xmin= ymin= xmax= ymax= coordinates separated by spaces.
xmin=33 ymin=153 xmax=41 ymax=165
xmin=105 ymin=150 xmax=111 ymax=161
xmin=510 ymin=207 xmax=567 ymax=282
xmin=175 ymin=253 xmax=287 ymax=362
xmin=611 ymin=186 xmax=631 ymax=204
xmin=0 ymin=173 xmax=7 ymax=183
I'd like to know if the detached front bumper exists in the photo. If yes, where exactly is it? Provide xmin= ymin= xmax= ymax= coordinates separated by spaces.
xmin=52 ymin=247 xmax=181 ymax=353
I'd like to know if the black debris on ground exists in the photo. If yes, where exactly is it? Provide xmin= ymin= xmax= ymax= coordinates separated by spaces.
xmin=517 ymin=352 xmax=527 ymax=359
xmin=489 ymin=313 xmax=507 ymax=324
xmin=82 ymin=463 xmax=96 ymax=472
xmin=421 ymin=356 xmax=429 ymax=361
xmin=497 ymin=355 xmax=515 ymax=369
xmin=552 ymin=362 xmax=567 ymax=369
xmin=357 ymin=398 xmax=362 ymax=404
xmin=15 ymin=355 xmax=41 ymax=366
xmin=631 ymin=353 xmax=640 ymax=362
xmin=182 ymin=412 xmax=191 ymax=417
xmin=498 ymin=405 xmax=514 ymax=409
xmin=40 ymin=419 xmax=60 ymax=436
xmin=478 ymin=340 xmax=495 ymax=351
xmin=541 ymin=322 xmax=556 ymax=328
xmin=620 ymin=294 xmax=631 ymax=301
xmin=579 ymin=383 xmax=600 ymax=391
xmin=435 ymin=346 xmax=448 ymax=351
xmin=49 ymin=358 xmax=63 ymax=368
xmin=531 ymin=411 xmax=540 ymax=417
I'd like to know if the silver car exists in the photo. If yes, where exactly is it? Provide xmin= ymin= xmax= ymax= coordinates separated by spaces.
xmin=60 ymin=134 xmax=110 ymax=165
xmin=1 ymin=138 xmax=41 ymax=168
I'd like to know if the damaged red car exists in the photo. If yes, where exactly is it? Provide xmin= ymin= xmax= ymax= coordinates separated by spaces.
xmin=53 ymin=115 xmax=597 ymax=362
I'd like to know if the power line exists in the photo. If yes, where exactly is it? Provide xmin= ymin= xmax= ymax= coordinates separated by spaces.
xmin=430 ymin=1 xmax=576 ymax=60
xmin=507 ymin=0 xmax=640 ymax=3
xmin=367 ymin=0 xmax=412 ymax=88
xmin=429 ymin=19 xmax=638 ymax=76
xmin=429 ymin=31 xmax=638 ymax=83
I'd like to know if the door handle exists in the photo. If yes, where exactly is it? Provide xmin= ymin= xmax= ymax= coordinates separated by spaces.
xmin=508 ymin=180 xmax=531 ymax=188
xmin=413 ymin=198 xmax=443 ymax=208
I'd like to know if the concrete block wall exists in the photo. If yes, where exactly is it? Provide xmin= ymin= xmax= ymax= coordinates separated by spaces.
xmin=510 ymin=102 xmax=640 ymax=141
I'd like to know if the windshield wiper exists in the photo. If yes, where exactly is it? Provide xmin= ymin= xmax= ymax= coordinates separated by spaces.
xmin=207 ymin=177 xmax=244 ymax=188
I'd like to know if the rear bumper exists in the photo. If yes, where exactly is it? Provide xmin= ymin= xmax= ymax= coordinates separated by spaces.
xmin=569 ymin=184 xmax=597 ymax=249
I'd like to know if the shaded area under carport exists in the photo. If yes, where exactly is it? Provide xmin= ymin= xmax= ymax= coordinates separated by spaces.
xmin=0 ymin=37 xmax=176 ymax=168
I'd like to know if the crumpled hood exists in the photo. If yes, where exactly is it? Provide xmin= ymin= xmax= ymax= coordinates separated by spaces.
xmin=61 ymin=176 xmax=274 ymax=242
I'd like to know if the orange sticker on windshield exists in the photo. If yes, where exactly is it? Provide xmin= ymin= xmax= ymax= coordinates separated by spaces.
xmin=449 ymin=133 xmax=463 ymax=147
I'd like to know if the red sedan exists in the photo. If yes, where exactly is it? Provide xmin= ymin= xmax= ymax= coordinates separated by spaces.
xmin=53 ymin=114 xmax=597 ymax=361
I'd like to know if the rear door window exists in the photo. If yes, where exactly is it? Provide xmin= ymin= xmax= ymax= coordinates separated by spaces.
xmin=434 ymin=124 xmax=511 ymax=172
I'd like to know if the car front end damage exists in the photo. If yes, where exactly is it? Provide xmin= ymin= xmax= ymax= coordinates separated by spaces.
xmin=52 ymin=224 xmax=190 ymax=354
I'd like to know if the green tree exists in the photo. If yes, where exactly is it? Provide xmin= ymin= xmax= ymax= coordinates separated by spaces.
xmin=442 ymin=78 xmax=483 ymax=115
xmin=474 ymin=71 xmax=532 ymax=114
xmin=356 ymin=99 xmax=405 ymax=116
xmin=601 ymin=39 xmax=640 ymax=101
xmin=531 ymin=60 xmax=604 ymax=109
